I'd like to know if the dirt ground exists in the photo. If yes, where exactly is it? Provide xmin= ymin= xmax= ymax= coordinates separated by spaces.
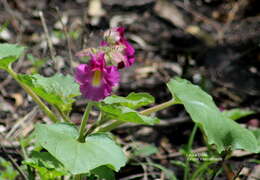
xmin=0 ymin=0 xmax=260 ymax=179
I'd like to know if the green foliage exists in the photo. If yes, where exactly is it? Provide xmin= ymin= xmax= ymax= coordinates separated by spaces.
xmin=251 ymin=129 xmax=260 ymax=152
xmin=27 ymin=54 xmax=47 ymax=74
xmin=18 ymin=73 xmax=80 ymax=113
xmin=0 ymin=43 xmax=25 ymax=69
xmin=100 ymin=105 xmax=160 ymax=125
xmin=0 ymin=157 xmax=18 ymax=180
xmin=222 ymin=108 xmax=255 ymax=120
xmin=167 ymin=77 xmax=258 ymax=153
xmin=144 ymin=162 xmax=177 ymax=180
xmin=103 ymin=92 xmax=155 ymax=109
xmin=133 ymin=144 xmax=158 ymax=157
xmin=170 ymin=160 xmax=187 ymax=169
xmin=91 ymin=166 xmax=115 ymax=180
xmin=0 ymin=22 xmax=9 ymax=33
xmin=23 ymin=151 xmax=68 ymax=179
xmin=34 ymin=123 xmax=127 ymax=174
xmin=53 ymin=30 xmax=80 ymax=40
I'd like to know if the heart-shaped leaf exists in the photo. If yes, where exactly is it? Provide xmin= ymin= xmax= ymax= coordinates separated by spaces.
xmin=34 ymin=123 xmax=127 ymax=174
xmin=100 ymin=105 xmax=160 ymax=125
xmin=18 ymin=74 xmax=80 ymax=113
xmin=167 ymin=77 xmax=258 ymax=153
xmin=0 ymin=43 xmax=25 ymax=70
xmin=103 ymin=92 xmax=154 ymax=109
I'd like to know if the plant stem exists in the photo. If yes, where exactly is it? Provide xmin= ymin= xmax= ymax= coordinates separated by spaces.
xmin=140 ymin=99 xmax=177 ymax=115
xmin=184 ymin=124 xmax=198 ymax=180
xmin=55 ymin=105 xmax=70 ymax=123
xmin=74 ymin=174 xmax=81 ymax=180
xmin=95 ymin=99 xmax=177 ymax=133
xmin=97 ymin=120 xmax=124 ymax=133
xmin=7 ymin=66 xmax=58 ymax=122
xmin=77 ymin=102 xmax=93 ymax=142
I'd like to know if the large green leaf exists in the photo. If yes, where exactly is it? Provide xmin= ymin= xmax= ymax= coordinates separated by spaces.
xmin=18 ymin=73 xmax=80 ymax=112
xmin=222 ymin=108 xmax=255 ymax=120
xmin=34 ymin=123 xmax=127 ymax=174
xmin=100 ymin=105 xmax=160 ymax=125
xmin=103 ymin=92 xmax=154 ymax=109
xmin=0 ymin=43 xmax=25 ymax=69
xmin=167 ymin=78 xmax=258 ymax=153
xmin=252 ymin=129 xmax=260 ymax=152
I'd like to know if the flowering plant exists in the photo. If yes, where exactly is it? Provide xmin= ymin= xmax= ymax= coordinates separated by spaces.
xmin=0 ymin=27 xmax=259 ymax=179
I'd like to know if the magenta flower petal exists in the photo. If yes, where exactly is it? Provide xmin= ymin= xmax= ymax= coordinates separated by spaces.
xmin=75 ymin=64 xmax=92 ymax=84
xmin=75 ymin=52 xmax=120 ymax=101
xmin=103 ymin=27 xmax=135 ymax=69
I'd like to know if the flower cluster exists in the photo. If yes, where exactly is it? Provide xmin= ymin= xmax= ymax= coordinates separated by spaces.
xmin=75 ymin=27 xmax=135 ymax=101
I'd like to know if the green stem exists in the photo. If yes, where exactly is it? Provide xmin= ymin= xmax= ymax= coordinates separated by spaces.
xmin=77 ymin=102 xmax=93 ymax=142
xmin=97 ymin=120 xmax=124 ymax=133
xmin=7 ymin=66 xmax=58 ymax=122
xmin=191 ymin=161 xmax=214 ymax=180
xmin=96 ymin=99 xmax=177 ymax=133
xmin=74 ymin=174 xmax=81 ymax=180
xmin=55 ymin=105 xmax=70 ymax=123
xmin=140 ymin=99 xmax=176 ymax=115
xmin=184 ymin=124 xmax=198 ymax=180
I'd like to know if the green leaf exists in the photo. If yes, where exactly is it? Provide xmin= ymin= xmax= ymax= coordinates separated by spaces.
xmin=23 ymin=151 xmax=68 ymax=179
xmin=145 ymin=162 xmax=177 ymax=180
xmin=18 ymin=73 xmax=80 ymax=113
xmin=167 ymin=77 xmax=258 ymax=153
xmin=34 ymin=123 xmax=127 ymax=174
xmin=0 ymin=157 xmax=18 ymax=180
xmin=91 ymin=166 xmax=115 ymax=180
xmin=100 ymin=105 xmax=160 ymax=125
xmin=170 ymin=160 xmax=187 ymax=169
xmin=0 ymin=43 xmax=25 ymax=69
xmin=251 ymin=129 xmax=260 ymax=152
xmin=222 ymin=108 xmax=255 ymax=120
xmin=103 ymin=92 xmax=154 ymax=109
xmin=133 ymin=145 xmax=158 ymax=157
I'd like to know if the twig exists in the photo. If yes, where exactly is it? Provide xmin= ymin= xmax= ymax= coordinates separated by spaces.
xmin=231 ymin=165 xmax=244 ymax=180
xmin=218 ymin=0 xmax=249 ymax=41
xmin=173 ymin=1 xmax=222 ymax=32
xmin=119 ymin=172 xmax=161 ymax=180
xmin=80 ymin=2 xmax=90 ymax=49
xmin=6 ymin=107 xmax=39 ymax=139
xmin=39 ymin=11 xmax=58 ymax=72
xmin=55 ymin=7 xmax=74 ymax=72
xmin=1 ymin=0 xmax=23 ymax=35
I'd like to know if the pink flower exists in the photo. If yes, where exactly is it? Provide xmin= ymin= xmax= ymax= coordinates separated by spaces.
xmin=75 ymin=53 xmax=120 ymax=101
xmin=103 ymin=27 xmax=135 ymax=68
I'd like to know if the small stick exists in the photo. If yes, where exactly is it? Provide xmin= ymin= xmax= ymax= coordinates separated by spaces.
xmin=0 ymin=145 xmax=28 ymax=180
xmin=231 ymin=165 xmax=244 ymax=180
xmin=6 ymin=107 xmax=38 ymax=138
xmin=55 ymin=7 xmax=74 ymax=72
xmin=39 ymin=11 xmax=58 ymax=72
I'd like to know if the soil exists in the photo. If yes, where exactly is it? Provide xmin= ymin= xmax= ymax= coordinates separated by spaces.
xmin=0 ymin=0 xmax=260 ymax=179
